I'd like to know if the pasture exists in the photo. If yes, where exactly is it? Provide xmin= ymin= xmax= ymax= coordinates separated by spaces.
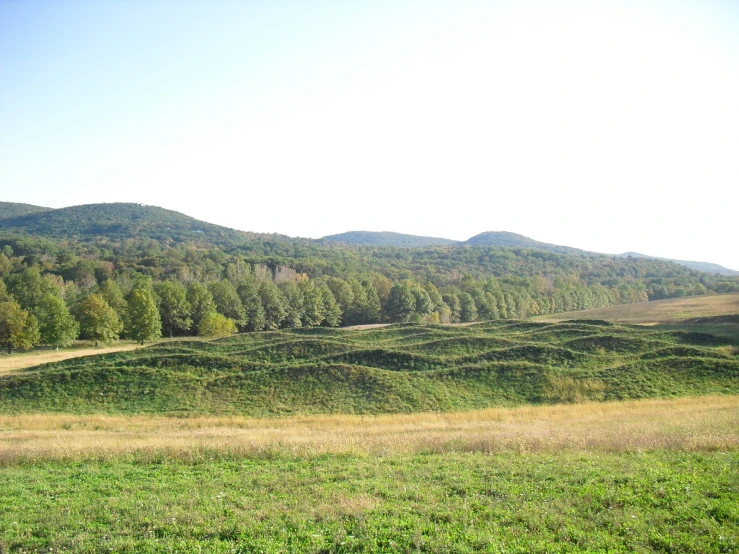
xmin=0 ymin=396 xmax=737 ymax=553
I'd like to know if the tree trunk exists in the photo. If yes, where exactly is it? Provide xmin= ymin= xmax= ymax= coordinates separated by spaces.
xmin=95 ymin=340 xmax=99 ymax=348
xmin=7 ymin=343 xmax=11 ymax=355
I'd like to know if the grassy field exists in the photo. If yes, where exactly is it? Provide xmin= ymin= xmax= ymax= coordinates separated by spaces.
xmin=536 ymin=294 xmax=739 ymax=341
xmin=2 ymin=319 xmax=737 ymax=551
xmin=1 ymin=395 xmax=736 ymax=463
xmin=0 ymin=397 xmax=737 ymax=553
xmin=0 ymin=320 xmax=737 ymax=415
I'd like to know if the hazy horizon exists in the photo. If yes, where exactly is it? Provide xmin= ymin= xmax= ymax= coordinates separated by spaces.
xmin=3 ymin=198 xmax=737 ymax=270
xmin=2 ymin=0 xmax=738 ymax=268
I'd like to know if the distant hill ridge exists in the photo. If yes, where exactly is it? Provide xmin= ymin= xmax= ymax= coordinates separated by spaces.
xmin=321 ymin=231 xmax=457 ymax=248
xmin=617 ymin=252 xmax=739 ymax=277
xmin=0 ymin=201 xmax=736 ymax=275
xmin=0 ymin=201 xmax=51 ymax=220
xmin=323 ymin=230 xmax=737 ymax=275
xmin=0 ymin=202 xmax=274 ymax=245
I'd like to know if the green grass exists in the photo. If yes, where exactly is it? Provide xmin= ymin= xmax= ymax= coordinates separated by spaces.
xmin=0 ymin=451 xmax=736 ymax=553
xmin=1 ymin=321 xmax=737 ymax=415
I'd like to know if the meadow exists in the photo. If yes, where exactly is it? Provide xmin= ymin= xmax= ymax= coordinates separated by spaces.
xmin=1 ymin=319 xmax=737 ymax=552
xmin=536 ymin=293 xmax=739 ymax=341
xmin=0 ymin=397 xmax=737 ymax=553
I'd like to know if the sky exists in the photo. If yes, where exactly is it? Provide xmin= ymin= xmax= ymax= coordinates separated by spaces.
xmin=1 ymin=0 xmax=738 ymax=269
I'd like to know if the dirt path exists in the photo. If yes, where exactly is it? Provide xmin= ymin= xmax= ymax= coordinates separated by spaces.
xmin=0 ymin=344 xmax=143 ymax=374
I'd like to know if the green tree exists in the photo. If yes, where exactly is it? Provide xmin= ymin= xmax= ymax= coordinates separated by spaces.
xmin=77 ymin=294 xmax=123 ymax=346
xmin=298 ymin=280 xmax=325 ymax=327
xmin=279 ymin=281 xmax=304 ymax=328
xmin=197 ymin=312 xmax=237 ymax=338
xmin=386 ymin=282 xmax=416 ymax=323
xmin=237 ymin=280 xmax=266 ymax=332
xmin=36 ymin=294 xmax=79 ymax=350
xmin=0 ymin=300 xmax=40 ymax=354
xmin=126 ymin=288 xmax=162 ymax=345
xmin=99 ymin=279 xmax=127 ymax=323
xmin=319 ymin=284 xmax=342 ymax=327
xmin=154 ymin=280 xmax=191 ymax=337
xmin=459 ymin=292 xmax=478 ymax=322
xmin=442 ymin=293 xmax=461 ymax=323
xmin=187 ymin=282 xmax=217 ymax=334
xmin=209 ymin=281 xmax=247 ymax=328
xmin=258 ymin=280 xmax=287 ymax=330
xmin=5 ymin=267 xmax=61 ymax=311
xmin=325 ymin=277 xmax=354 ymax=325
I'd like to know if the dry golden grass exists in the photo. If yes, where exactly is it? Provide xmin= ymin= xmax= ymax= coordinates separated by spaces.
xmin=1 ymin=396 xmax=736 ymax=463
xmin=535 ymin=293 xmax=739 ymax=324
xmin=0 ymin=336 xmax=211 ymax=375
xmin=0 ymin=343 xmax=142 ymax=375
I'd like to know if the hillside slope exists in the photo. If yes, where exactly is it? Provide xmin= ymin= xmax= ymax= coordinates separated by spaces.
xmin=1 ymin=321 xmax=736 ymax=416
xmin=464 ymin=231 xmax=590 ymax=255
xmin=619 ymin=252 xmax=739 ymax=276
xmin=0 ymin=201 xmax=50 ymax=220
xmin=535 ymin=294 xmax=739 ymax=341
xmin=321 ymin=231 xmax=457 ymax=247
xmin=0 ymin=202 xmax=258 ymax=245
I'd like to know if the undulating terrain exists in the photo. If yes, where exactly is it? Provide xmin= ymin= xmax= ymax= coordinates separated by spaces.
xmin=1 ymin=201 xmax=738 ymax=553
xmin=1 ymin=320 xmax=737 ymax=416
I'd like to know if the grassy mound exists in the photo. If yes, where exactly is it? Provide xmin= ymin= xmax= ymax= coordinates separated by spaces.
xmin=0 ymin=321 xmax=737 ymax=415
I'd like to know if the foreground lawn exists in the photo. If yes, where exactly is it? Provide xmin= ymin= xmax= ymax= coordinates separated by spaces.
xmin=0 ymin=451 xmax=737 ymax=553
xmin=0 ymin=397 xmax=737 ymax=553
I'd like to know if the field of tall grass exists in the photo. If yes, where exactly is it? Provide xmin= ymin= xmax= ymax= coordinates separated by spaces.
xmin=0 ymin=395 xmax=736 ymax=464
xmin=1 ymin=396 xmax=737 ymax=552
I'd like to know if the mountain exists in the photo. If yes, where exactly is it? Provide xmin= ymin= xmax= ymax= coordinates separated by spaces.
xmin=321 ymin=231 xmax=457 ymax=248
xmin=0 ymin=202 xmax=265 ymax=245
xmin=1 ymin=201 xmax=736 ymax=278
xmin=0 ymin=202 xmax=51 ymax=220
xmin=463 ymin=231 xmax=590 ymax=255
xmin=618 ymin=252 xmax=739 ymax=276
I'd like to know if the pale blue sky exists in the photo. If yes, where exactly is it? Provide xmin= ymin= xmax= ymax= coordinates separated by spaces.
xmin=2 ymin=0 xmax=738 ymax=269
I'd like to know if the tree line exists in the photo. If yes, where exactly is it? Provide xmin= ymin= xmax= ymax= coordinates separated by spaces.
xmin=1 ymin=231 xmax=737 ymax=354
xmin=0 ymin=259 xmax=628 ymax=353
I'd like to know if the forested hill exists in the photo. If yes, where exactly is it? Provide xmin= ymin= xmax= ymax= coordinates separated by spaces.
xmin=0 ymin=202 xmax=50 ymax=220
xmin=322 ymin=231 xmax=457 ymax=247
xmin=1 ymin=201 xmax=738 ymax=346
xmin=463 ymin=231 xmax=588 ymax=255
xmin=618 ymin=252 xmax=739 ymax=277
xmin=0 ymin=203 xmax=276 ymax=245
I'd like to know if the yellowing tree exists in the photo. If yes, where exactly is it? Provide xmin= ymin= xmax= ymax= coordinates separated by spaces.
xmin=0 ymin=300 xmax=40 ymax=354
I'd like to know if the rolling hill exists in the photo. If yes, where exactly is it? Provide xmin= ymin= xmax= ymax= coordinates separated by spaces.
xmin=1 ymin=321 xmax=736 ymax=415
xmin=1 ymin=201 xmax=736 ymax=280
xmin=463 ymin=231 xmax=589 ymax=255
xmin=0 ymin=202 xmax=264 ymax=245
xmin=0 ymin=201 xmax=50 ymax=220
xmin=321 ymin=231 xmax=457 ymax=247
xmin=618 ymin=252 xmax=739 ymax=276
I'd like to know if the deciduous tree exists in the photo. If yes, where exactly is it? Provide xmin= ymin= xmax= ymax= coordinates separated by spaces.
xmin=77 ymin=294 xmax=123 ymax=346
xmin=36 ymin=294 xmax=79 ymax=350
xmin=126 ymin=288 xmax=162 ymax=345
xmin=0 ymin=300 xmax=39 ymax=354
